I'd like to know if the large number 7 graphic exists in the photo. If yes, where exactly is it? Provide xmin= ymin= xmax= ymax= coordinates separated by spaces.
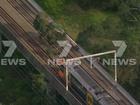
xmin=57 ymin=41 xmax=72 ymax=58
xmin=0 ymin=40 xmax=17 ymax=57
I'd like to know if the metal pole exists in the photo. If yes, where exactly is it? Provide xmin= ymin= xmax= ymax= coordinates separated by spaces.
xmin=90 ymin=57 xmax=93 ymax=68
xmin=66 ymin=62 xmax=69 ymax=91
xmin=67 ymin=50 xmax=116 ymax=62
xmin=114 ymin=51 xmax=117 ymax=82
xmin=66 ymin=50 xmax=117 ymax=88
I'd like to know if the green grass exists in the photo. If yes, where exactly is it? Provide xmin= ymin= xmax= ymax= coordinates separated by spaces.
xmin=55 ymin=8 xmax=110 ymax=40
xmin=35 ymin=0 xmax=140 ymax=102
xmin=35 ymin=0 xmax=110 ymax=40
xmin=35 ymin=0 xmax=139 ymax=82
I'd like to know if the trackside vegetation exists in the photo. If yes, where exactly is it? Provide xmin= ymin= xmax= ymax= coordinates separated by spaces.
xmin=35 ymin=0 xmax=140 ymax=103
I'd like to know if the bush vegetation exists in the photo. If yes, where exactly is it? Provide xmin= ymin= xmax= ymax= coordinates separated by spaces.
xmin=35 ymin=0 xmax=140 ymax=103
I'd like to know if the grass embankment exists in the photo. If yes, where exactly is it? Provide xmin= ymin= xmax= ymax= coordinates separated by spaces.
xmin=35 ymin=0 xmax=140 ymax=102
xmin=0 ymin=26 xmax=65 ymax=105
xmin=35 ymin=0 xmax=111 ymax=40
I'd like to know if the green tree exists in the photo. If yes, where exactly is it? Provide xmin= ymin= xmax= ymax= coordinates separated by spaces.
xmin=35 ymin=0 xmax=65 ymax=16
xmin=73 ymin=0 xmax=120 ymax=10
xmin=102 ymin=16 xmax=123 ymax=38
xmin=33 ymin=13 xmax=50 ymax=37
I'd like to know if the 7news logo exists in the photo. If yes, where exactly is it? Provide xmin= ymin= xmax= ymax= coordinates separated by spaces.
xmin=0 ymin=37 xmax=26 ymax=66
xmin=102 ymin=41 xmax=137 ymax=66
xmin=47 ymin=40 xmax=137 ymax=66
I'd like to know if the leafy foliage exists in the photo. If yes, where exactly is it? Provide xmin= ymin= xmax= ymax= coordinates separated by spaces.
xmin=35 ymin=0 xmax=140 ymax=103
xmin=33 ymin=14 xmax=66 ymax=44
xmin=35 ymin=0 xmax=65 ymax=16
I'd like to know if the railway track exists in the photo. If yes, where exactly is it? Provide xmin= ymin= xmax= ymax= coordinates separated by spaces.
xmin=1 ymin=2 xmax=88 ymax=104
xmin=0 ymin=0 xmax=139 ymax=105
xmin=70 ymin=49 xmax=130 ymax=105
xmin=0 ymin=7 xmax=86 ymax=105
xmin=3 ymin=0 xmax=132 ymax=104
xmin=7 ymin=0 xmax=35 ymax=25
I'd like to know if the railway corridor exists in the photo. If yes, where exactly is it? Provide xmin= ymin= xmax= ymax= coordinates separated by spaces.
xmin=0 ymin=0 xmax=139 ymax=105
